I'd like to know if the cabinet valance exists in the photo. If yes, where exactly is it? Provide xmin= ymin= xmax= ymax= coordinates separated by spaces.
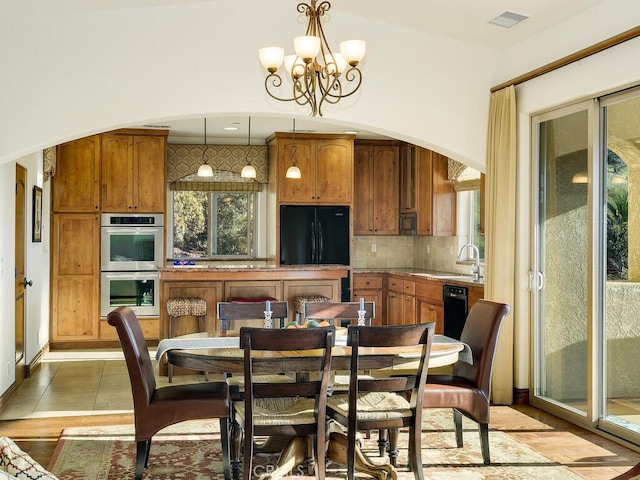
xmin=167 ymin=144 xmax=268 ymax=189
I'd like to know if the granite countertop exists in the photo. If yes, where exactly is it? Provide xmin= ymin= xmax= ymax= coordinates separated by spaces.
xmin=354 ymin=267 xmax=484 ymax=286
xmin=159 ymin=263 xmax=350 ymax=272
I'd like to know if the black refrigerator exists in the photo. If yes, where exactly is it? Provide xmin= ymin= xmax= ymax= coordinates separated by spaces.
xmin=280 ymin=205 xmax=351 ymax=301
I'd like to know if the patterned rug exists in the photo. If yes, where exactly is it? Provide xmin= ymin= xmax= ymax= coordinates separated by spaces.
xmin=48 ymin=408 xmax=581 ymax=480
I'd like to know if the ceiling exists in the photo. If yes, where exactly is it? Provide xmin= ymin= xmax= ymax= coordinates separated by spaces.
xmin=0 ymin=0 xmax=607 ymax=145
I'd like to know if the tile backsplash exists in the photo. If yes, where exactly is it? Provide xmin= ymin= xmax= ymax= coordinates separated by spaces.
xmin=354 ymin=235 xmax=478 ymax=276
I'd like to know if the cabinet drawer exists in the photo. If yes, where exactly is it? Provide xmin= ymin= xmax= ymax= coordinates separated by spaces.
xmin=415 ymin=281 xmax=442 ymax=304
xmin=388 ymin=277 xmax=403 ymax=293
xmin=353 ymin=274 xmax=383 ymax=290
xmin=403 ymin=280 xmax=415 ymax=296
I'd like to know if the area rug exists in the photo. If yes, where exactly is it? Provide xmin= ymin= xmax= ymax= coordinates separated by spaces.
xmin=48 ymin=408 xmax=581 ymax=479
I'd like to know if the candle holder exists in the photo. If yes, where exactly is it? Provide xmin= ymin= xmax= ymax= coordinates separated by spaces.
xmin=264 ymin=311 xmax=273 ymax=329
xmin=357 ymin=310 xmax=366 ymax=326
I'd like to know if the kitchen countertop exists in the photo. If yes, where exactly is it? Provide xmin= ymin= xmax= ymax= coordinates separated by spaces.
xmin=354 ymin=268 xmax=484 ymax=286
xmin=158 ymin=264 xmax=350 ymax=281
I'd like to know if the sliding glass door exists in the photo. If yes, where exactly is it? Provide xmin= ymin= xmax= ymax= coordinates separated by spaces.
xmin=599 ymin=90 xmax=640 ymax=442
xmin=532 ymin=103 xmax=594 ymax=420
xmin=533 ymin=86 xmax=640 ymax=444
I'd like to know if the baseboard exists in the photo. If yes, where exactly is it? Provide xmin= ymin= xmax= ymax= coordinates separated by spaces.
xmin=513 ymin=387 xmax=529 ymax=404
xmin=25 ymin=344 xmax=49 ymax=378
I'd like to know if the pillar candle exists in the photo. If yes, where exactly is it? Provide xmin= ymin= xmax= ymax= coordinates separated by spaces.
xmin=360 ymin=297 xmax=364 ymax=310
xmin=266 ymin=300 xmax=271 ymax=312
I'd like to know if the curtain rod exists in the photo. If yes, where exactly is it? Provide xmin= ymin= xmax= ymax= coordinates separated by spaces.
xmin=490 ymin=24 xmax=640 ymax=93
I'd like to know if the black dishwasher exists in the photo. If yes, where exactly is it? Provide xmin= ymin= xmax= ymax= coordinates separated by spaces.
xmin=443 ymin=285 xmax=469 ymax=340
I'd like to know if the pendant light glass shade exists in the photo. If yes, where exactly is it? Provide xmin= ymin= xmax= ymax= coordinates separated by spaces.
xmin=286 ymin=165 xmax=301 ymax=179
xmin=241 ymin=164 xmax=256 ymax=178
xmin=198 ymin=164 xmax=214 ymax=177
xmin=197 ymin=118 xmax=214 ymax=177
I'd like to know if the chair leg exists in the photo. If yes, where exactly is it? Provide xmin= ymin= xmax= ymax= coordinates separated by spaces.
xmin=479 ymin=423 xmax=490 ymax=465
xmin=453 ymin=409 xmax=464 ymax=448
xmin=388 ymin=428 xmax=399 ymax=467
xmin=220 ymin=418 xmax=232 ymax=480
xmin=231 ymin=421 xmax=242 ymax=480
xmin=407 ymin=423 xmax=424 ymax=480
xmin=135 ymin=439 xmax=150 ymax=480
xmin=377 ymin=429 xmax=388 ymax=457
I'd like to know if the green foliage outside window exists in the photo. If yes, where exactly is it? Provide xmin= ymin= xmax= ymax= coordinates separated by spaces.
xmin=606 ymin=150 xmax=628 ymax=280
xmin=172 ymin=190 xmax=253 ymax=258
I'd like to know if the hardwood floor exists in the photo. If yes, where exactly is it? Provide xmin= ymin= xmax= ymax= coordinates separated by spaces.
xmin=1 ymin=349 xmax=640 ymax=479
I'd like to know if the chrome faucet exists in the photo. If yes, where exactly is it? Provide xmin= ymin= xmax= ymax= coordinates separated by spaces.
xmin=457 ymin=243 xmax=481 ymax=282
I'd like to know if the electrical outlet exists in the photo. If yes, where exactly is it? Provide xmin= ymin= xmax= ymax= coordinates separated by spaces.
xmin=6 ymin=361 xmax=10 ymax=376
xmin=371 ymin=243 xmax=377 ymax=253
xmin=426 ymin=245 xmax=431 ymax=254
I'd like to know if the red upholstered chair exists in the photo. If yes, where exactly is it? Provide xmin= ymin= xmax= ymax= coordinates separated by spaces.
xmin=107 ymin=306 xmax=231 ymax=480
xmin=423 ymin=299 xmax=511 ymax=465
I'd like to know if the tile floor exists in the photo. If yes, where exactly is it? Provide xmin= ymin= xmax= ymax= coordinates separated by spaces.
xmin=0 ymin=349 xmax=209 ymax=420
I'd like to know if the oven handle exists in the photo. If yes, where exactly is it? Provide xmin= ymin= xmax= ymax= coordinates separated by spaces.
xmin=102 ymin=272 xmax=159 ymax=279
xmin=102 ymin=227 xmax=163 ymax=234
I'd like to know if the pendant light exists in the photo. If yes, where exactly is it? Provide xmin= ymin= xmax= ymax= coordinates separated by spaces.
xmin=240 ymin=117 xmax=257 ymax=178
xmin=286 ymin=119 xmax=301 ymax=179
xmin=197 ymin=118 xmax=214 ymax=177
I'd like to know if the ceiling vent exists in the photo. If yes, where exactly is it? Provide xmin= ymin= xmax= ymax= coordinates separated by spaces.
xmin=488 ymin=11 xmax=529 ymax=28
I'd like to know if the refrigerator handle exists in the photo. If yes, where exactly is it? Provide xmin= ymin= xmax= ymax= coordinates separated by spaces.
xmin=310 ymin=221 xmax=316 ymax=263
xmin=318 ymin=221 xmax=323 ymax=262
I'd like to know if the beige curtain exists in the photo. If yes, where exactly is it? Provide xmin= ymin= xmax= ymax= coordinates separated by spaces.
xmin=484 ymin=85 xmax=517 ymax=405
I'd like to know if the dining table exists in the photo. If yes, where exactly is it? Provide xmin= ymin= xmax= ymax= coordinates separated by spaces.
xmin=156 ymin=330 xmax=472 ymax=480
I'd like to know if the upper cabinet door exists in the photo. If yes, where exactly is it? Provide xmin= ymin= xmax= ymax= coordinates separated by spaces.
xmin=134 ymin=135 xmax=166 ymax=213
xmin=372 ymin=145 xmax=400 ymax=235
xmin=101 ymin=134 xmax=134 ymax=212
xmin=53 ymin=136 xmax=101 ymax=212
xmin=315 ymin=139 xmax=353 ymax=203
xmin=278 ymin=138 xmax=315 ymax=204
xmin=354 ymin=145 xmax=374 ymax=234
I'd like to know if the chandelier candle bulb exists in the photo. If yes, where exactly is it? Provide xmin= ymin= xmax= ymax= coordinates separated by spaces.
xmin=259 ymin=47 xmax=284 ymax=72
xmin=340 ymin=40 xmax=367 ymax=65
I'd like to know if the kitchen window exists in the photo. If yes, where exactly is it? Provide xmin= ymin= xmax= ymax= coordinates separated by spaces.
xmin=171 ymin=190 xmax=256 ymax=258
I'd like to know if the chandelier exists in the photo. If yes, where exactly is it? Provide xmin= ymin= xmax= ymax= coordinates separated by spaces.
xmin=258 ymin=1 xmax=366 ymax=117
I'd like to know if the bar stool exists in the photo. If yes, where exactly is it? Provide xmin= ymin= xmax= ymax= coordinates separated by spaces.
xmin=293 ymin=295 xmax=332 ymax=324
xmin=166 ymin=297 xmax=208 ymax=383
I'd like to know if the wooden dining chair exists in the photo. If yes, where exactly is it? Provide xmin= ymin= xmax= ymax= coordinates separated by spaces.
xmin=423 ymin=299 xmax=511 ymax=465
xmin=303 ymin=301 xmax=375 ymax=326
xmin=107 ymin=306 xmax=231 ymax=480
xmin=217 ymin=301 xmax=295 ymax=393
xmin=231 ymin=326 xmax=335 ymax=480
xmin=327 ymin=323 xmax=435 ymax=480
xmin=217 ymin=300 xmax=289 ymax=330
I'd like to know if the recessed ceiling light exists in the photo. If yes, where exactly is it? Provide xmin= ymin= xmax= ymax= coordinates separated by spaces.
xmin=488 ymin=11 xmax=528 ymax=28
xmin=343 ymin=130 xmax=359 ymax=134
xmin=224 ymin=126 xmax=238 ymax=131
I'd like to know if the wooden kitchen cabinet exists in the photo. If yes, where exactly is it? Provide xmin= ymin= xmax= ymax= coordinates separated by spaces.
xmin=269 ymin=133 xmax=355 ymax=204
xmin=386 ymin=275 xmax=415 ymax=325
xmin=401 ymin=144 xmax=456 ymax=236
xmin=353 ymin=273 xmax=384 ymax=324
xmin=354 ymin=142 xmax=400 ymax=235
xmin=53 ymin=136 xmax=101 ymax=212
xmin=415 ymin=279 xmax=445 ymax=334
xmin=101 ymin=130 xmax=167 ymax=213
xmin=51 ymin=213 xmax=100 ymax=342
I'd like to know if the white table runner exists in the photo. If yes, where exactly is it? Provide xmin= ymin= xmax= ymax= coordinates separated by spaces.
xmin=156 ymin=332 xmax=472 ymax=366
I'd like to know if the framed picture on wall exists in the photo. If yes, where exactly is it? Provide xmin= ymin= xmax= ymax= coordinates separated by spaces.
xmin=32 ymin=186 xmax=42 ymax=242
